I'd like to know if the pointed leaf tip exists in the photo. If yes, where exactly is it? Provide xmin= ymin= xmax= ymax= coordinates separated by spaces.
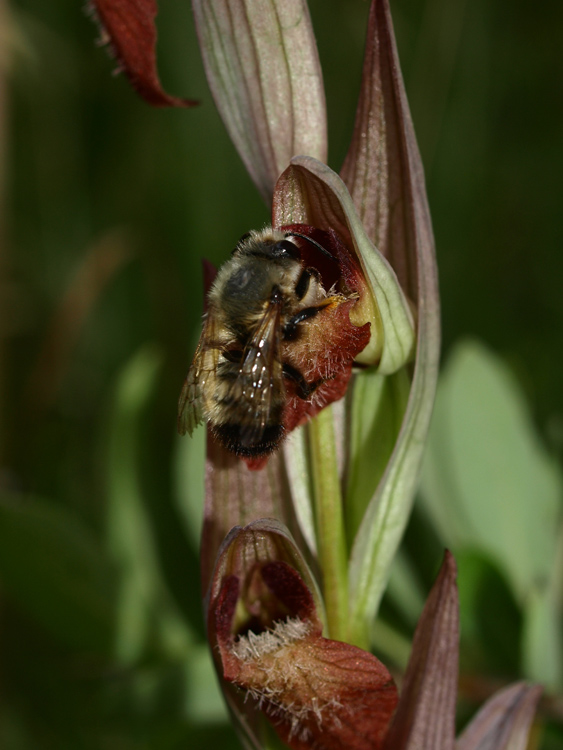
xmin=346 ymin=0 xmax=440 ymax=645
xmin=341 ymin=0 xmax=429 ymax=299
xmin=383 ymin=551 xmax=459 ymax=750
xmin=90 ymin=0 xmax=198 ymax=107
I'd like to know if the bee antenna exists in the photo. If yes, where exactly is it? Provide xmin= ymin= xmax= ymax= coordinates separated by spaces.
xmin=285 ymin=232 xmax=336 ymax=261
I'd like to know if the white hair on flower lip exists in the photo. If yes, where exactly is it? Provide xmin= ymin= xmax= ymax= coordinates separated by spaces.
xmin=231 ymin=616 xmax=312 ymax=661
xmin=229 ymin=616 xmax=345 ymax=740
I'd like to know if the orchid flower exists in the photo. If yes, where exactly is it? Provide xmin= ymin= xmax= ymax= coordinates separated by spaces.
xmin=206 ymin=523 xmax=541 ymax=750
xmin=91 ymin=1 xmax=540 ymax=748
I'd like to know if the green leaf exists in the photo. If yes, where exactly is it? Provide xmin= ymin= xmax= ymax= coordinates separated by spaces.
xmin=522 ymin=580 xmax=562 ymax=691
xmin=0 ymin=493 xmax=115 ymax=653
xmin=346 ymin=368 xmax=410 ymax=544
xmin=184 ymin=643 xmax=228 ymax=723
xmin=421 ymin=340 xmax=563 ymax=687
xmin=174 ymin=422 xmax=206 ymax=551
xmin=421 ymin=340 xmax=562 ymax=602
xmin=107 ymin=344 xmax=192 ymax=663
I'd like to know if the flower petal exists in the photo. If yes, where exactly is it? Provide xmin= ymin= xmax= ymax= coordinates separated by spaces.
xmin=208 ymin=521 xmax=397 ymax=750
xmin=230 ymin=628 xmax=398 ymax=750
xmin=201 ymin=438 xmax=311 ymax=594
xmin=276 ymin=223 xmax=371 ymax=435
xmin=273 ymin=157 xmax=416 ymax=373
xmin=90 ymin=0 xmax=197 ymax=107
xmin=345 ymin=0 xmax=440 ymax=640
xmin=341 ymin=0 xmax=425 ymax=297
xmin=206 ymin=520 xmax=326 ymax=750
xmin=456 ymin=682 xmax=542 ymax=750
xmin=382 ymin=551 xmax=459 ymax=750
xmin=192 ymin=0 xmax=327 ymax=203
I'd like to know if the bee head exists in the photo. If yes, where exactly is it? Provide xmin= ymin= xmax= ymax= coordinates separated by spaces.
xmin=266 ymin=239 xmax=301 ymax=260
xmin=232 ymin=233 xmax=301 ymax=262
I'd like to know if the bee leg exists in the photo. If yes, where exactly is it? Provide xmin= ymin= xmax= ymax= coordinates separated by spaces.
xmin=294 ymin=267 xmax=321 ymax=301
xmin=283 ymin=306 xmax=321 ymax=340
xmin=283 ymin=363 xmax=324 ymax=400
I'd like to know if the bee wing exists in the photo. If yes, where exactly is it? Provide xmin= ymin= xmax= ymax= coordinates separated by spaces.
xmin=177 ymin=313 xmax=218 ymax=436
xmin=236 ymin=300 xmax=284 ymax=447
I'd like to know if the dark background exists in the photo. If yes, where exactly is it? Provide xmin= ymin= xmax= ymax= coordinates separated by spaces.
xmin=1 ymin=0 xmax=562 ymax=747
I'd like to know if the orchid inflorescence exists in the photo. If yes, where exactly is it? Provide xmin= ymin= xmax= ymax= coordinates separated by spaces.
xmin=91 ymin=1 xmax=541 ymax=748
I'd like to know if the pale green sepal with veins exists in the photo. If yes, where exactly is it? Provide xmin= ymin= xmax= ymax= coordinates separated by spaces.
xmin=290 ymin=156 xmax=416 ymax=374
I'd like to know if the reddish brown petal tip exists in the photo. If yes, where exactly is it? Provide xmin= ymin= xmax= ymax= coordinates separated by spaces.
xmin=90 ymin=0 xmax=198 ymax=107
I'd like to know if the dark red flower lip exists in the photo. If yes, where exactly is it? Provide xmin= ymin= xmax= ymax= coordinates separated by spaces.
xmin=208 ymin=522 xmax=398 ymax=750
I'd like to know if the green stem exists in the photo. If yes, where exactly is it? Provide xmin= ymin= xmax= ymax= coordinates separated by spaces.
xmin=308 ymin=405 xmax=349 ymax=641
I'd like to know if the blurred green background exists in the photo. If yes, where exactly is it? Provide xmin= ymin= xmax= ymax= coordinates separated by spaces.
xmin=1 ymin=0 xmax=562 ymax=747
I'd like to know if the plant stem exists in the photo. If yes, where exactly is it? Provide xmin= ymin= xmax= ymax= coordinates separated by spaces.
xmin=308 ymin=405 xmax=349 ymax=641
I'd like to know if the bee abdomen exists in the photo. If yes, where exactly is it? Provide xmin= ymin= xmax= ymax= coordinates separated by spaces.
xmin=212 ymin=422 xmax=284 ymax=457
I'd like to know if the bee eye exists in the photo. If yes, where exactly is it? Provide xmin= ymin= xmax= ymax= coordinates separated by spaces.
xmin=270 ymin=240 xmax=300 ymax=260
xmin=284 ymin=231 xmax=335 ymax=260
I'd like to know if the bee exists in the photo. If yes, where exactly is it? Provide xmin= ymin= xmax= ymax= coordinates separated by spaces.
xmin=178 ymin=227 xmax=347 ymax=458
